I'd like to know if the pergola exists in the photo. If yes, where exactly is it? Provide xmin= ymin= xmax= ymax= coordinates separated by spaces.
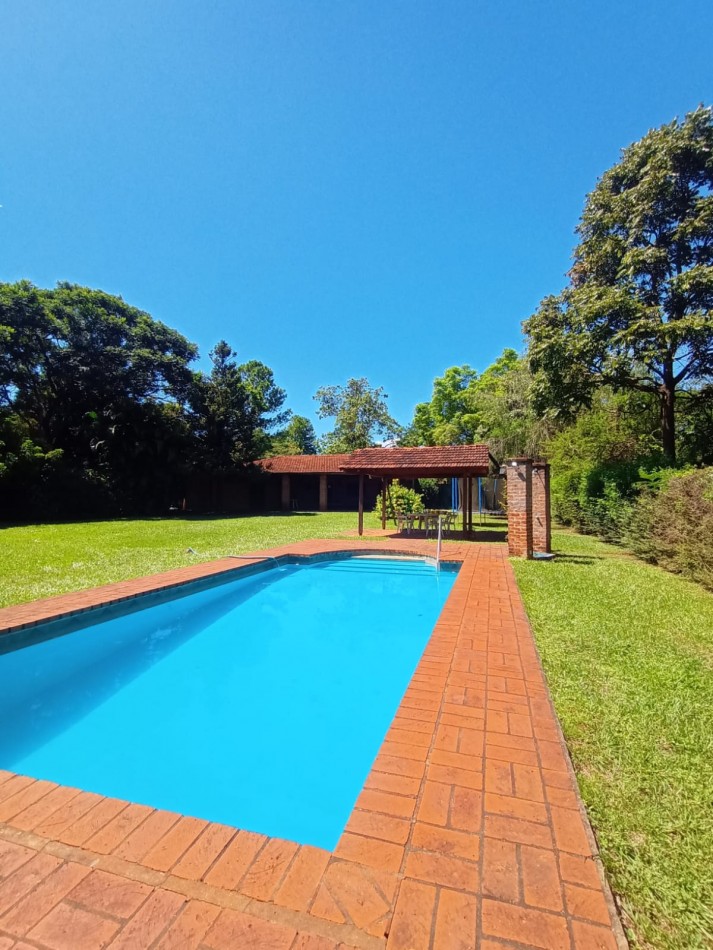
xmin=339 ymin=445 xmax=493 ymax=535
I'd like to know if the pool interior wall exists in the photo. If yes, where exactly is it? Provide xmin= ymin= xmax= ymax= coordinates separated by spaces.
xmin=0 ymin=556 xmax=458 ymax=850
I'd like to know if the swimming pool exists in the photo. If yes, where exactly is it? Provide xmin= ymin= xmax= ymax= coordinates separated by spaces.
xmin=0 ymin=555 xmax=457 ymax=850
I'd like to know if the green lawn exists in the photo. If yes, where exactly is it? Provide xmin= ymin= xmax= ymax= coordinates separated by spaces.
xmin=0 ymin=512 xmax=379 ymax=608
xmin=513 ymin=531 xmax=713 ymax=950
xmin=0 ymin=511 xmax=503 ymax=608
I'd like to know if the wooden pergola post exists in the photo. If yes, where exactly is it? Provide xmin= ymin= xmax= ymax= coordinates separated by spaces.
xmin=358 ymin=475 xmax=364 ymax=536
xmin=461 ymin=477 xmax=467 ymax=534
xmin=381 ymin=478 xmax=387 ymax=530
xmin=463 ymin=475 xmax=470 ymax=538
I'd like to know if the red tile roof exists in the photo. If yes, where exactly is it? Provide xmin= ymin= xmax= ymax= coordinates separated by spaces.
xmin=256 ymin=454 xmax=353 ymax=474
xmin=257 ymin=445 xmax=491 ymax=477
xmin=340 ymin=445 xmax=491 ymax=477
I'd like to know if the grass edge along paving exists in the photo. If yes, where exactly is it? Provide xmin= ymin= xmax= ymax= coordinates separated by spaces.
xmin=513 ymin=530 xmax=713 ymax=950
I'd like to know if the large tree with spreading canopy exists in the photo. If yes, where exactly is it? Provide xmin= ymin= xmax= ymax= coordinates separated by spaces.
xmin=526 ymin=106 xmax=713 ymax=463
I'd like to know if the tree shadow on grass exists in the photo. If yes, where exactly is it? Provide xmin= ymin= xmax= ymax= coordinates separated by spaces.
xmin=173 ymin=510 xmax=320 ymax=521
xmin=0 ymin=511 xmax=326 ymax=529
xmin=549 ymin=552 xmax=604 ymax=566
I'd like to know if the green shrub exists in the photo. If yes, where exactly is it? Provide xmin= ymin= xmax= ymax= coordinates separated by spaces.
xmin=626 ymin=468 xmax=713 ymax=591
xmin=416 ymin=477 xmax=447 ymax=507
xmin=551 ymin=460 xmax=640 ymax=542
xmin=373 ymin=480 xmax=424 ymax=520
xmin=546 ymin=393 xmax=662 ymax=542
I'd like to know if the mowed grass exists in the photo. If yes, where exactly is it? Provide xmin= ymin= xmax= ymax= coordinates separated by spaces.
xmin=512 ymin=531 xmax=713 ymax=950
xmin=0 ymin=511 xmax=502 ymax=608
xmin=0 ymin=512 xmax=385 ymax=608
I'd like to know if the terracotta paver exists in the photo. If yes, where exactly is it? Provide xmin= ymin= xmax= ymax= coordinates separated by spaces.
xmin=0 ymin=539 xmax=625 ymax=949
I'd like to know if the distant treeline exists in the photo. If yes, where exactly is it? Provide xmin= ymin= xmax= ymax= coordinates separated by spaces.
xmin=2 ymin=109 xmax=712 ymax=533
xmin=0 ymin=281 xmax=314 ymax=519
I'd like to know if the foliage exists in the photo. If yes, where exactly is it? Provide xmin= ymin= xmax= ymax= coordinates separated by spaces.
xmin=405 ymin=365 xmax=479 ymax=445
xmin=4 ymin=282 xmax=197 ymax=462
xmin=192 ymin=341 xmax=287 ymax=471
xmin=526 ymin=106 xmax=713 ymax=463
xmin=0 ymin=413 xmax=68 ymax=515
xmin=627 ymin=467 xmax=713 ymax=591
xmin=0 ymin=282 xmax=289 ymax=518
xmin=373 ymin=479 xmax=424 ymax=519
xmin=545 ymin=390 xmax=662 ymax=538
xmin=466 ymin=349 xmax=554 ymax=459
xmin=416 ymin=477 xmax=447 ymax=507
xmin=513 ymin=530 xmax=713 ymax=950
xmin=0 ymin=281 xmax=200 ymax=516
xmin=404 ymin=349 xmax=554 ymax=459
xmin=676 ymin=383 xmax=713 ymax=465
xmin=0 ymin=280 xmax=57 ymax=407
xmin=267 ymin=414 xmax=318 ymax=456
xmin=546 ymin=390 xmax=713 ymax=589
xmin=314 ymin=377 xmax=402 ymax=452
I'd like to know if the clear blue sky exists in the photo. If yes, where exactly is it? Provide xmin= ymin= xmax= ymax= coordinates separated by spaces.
xmin=1 ymin=1 xmax=711 ymax=433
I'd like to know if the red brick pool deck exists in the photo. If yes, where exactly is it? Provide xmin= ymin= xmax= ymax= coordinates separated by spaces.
xmin=0 ymin=540 xmax=626 ymax=950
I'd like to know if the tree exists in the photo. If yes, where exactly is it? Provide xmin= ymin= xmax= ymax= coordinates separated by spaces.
xmin=268 ymin=414 xmax=318 ymax=456
xmin=467 ymin=349 xmax=553 ymax=459
xmin=314 ymin=377 xmax=402 ymax=453
xmin=526 ymin=106 xmax=713 ymax=464
xmin=193 ymin=341 xmax=287 ymax=469
xmin=402 ymin=365 xmax=478 ymax=445
xmin=0 ymin=281 xmax=58 ymax=408
xmin=7 ymin=282 xmax=197 ymax=462
xmin=0 ymin=282 xmax=296 ymax=516
xmin=402 ymin=350 xmax=550 ymax=457
xmin=0 ymin=281 xmax=199 ymax=513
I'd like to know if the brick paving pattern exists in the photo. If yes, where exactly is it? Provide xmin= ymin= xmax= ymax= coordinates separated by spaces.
xmin=0 ymin=540 xmax=625 ymax=949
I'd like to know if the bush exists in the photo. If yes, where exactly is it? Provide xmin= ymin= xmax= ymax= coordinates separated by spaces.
xmin=546 ymin=393 xmax=662 ymax=542
xmin=373 ymin=480 xmax=424 ymax=520
xmin=626 ymin=468 xmax=713 ymax=591
xmin=552 ymin=461 xmax=639 ymax=542
xmin=416 ymin=477 xmax=448 ymax=508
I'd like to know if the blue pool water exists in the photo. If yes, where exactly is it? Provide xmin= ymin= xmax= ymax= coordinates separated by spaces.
xmin=0 ymin=556 xmax=457 ymax=849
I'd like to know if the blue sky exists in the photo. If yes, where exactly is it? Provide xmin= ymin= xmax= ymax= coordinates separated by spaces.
xmin=1 ymin=1 xmax=711 ymax=433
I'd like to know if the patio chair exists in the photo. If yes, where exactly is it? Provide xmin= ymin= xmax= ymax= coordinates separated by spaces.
xmin=395 ymin=512 xmax=413 ymax=535
xmin=442 ymin=511 xmax=457 ymax=536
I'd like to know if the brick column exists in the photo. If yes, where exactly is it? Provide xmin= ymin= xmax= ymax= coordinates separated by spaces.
xmin=506 ymin=458 xmax=533 ymax=558
xmin=281 ymin=474 xmax=290 ymax=511
xmin=319 ymin=474 xmax=328 ymax=512
xmin=532 ymin=461 xmax=551 ymax=554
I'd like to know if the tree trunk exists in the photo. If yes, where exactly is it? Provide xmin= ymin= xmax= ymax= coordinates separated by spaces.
xmin=660 ymin=382 xmax=676 ymax=466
